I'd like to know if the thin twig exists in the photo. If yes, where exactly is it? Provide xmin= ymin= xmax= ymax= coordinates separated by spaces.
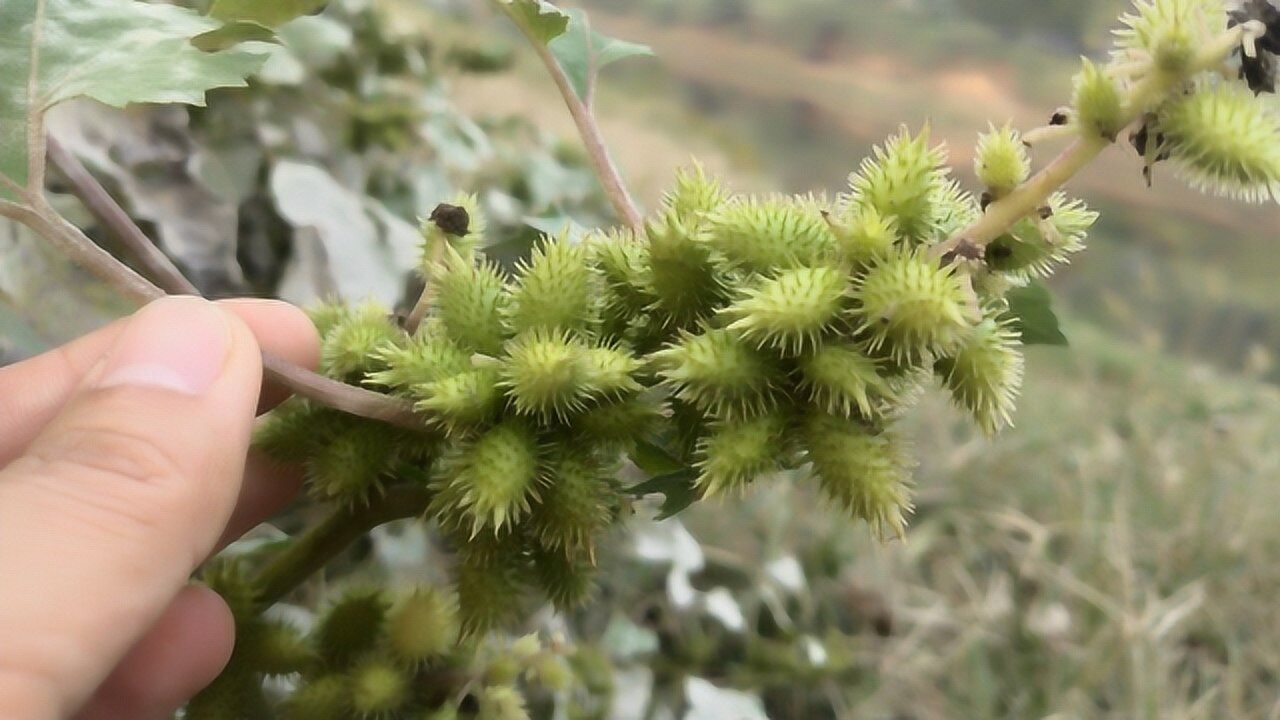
xmin=46 ymin=138 xmax=199 ymax=295
xmin=260 ymin=354 xmax=424 ymax=429
xmin=403 ymin=234 xmax=446 ymax=335
xmin=403 ymin=288 xmax=433 ymax=335
xmin=0 ymin=199 xmax=29 ymax=221
xmin=536 ymin=40 xmax=645 ymax=232
xmin=30 ymin=148 xmax=426 ymax=430
xmin=252 ymin=484 xmax=432 ymax=606
xmin=500 ymin=4 xmax=646 ymax=233
xmin=26 ymin=196 xmax=162 ymax=304
xmin=1020 ymin=124 xmax=1077 ymax=147
xmin=25 ymin=0 xmax=48 ymax=196
xmin=935 ymin=135 xmax=1108 ymax=255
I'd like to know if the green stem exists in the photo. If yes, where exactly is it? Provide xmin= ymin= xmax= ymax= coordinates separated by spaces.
xmin=951 ymin=135 xmax=1110 ymax=250
xmin=496 ymin=1 xmax=646 ymax=233
xmin=404 ymin=232 xmax=447 ymax=335
xmin=252 ymin=484 xmax=434 ymax=607
xmin=936 ymin=24 xmax=1251 ymax=257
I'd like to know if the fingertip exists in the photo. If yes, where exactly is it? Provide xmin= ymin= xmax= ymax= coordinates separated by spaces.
xmin=216 ymin=299 xmax=321 ymax=412
xmin=217 ymin=299 xmax=320 ymax=371
xmin=73 ymin=585 xmax=235 ymax=720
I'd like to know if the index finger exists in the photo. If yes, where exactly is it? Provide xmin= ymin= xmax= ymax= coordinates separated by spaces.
xmin=0 ymin=299 xmax=319 ymax=465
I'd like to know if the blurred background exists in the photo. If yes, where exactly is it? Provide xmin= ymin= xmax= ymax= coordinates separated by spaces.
xmin=3 ymin=0 xmax=1279 ymax=717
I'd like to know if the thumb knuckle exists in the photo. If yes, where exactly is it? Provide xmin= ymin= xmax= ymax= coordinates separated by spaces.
xmin=18 ymin=422 xmax=195 ymax=534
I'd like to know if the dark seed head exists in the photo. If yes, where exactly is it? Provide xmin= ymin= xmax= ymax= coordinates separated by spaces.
xmin=429 ymin=203 xmax=471 ymax=237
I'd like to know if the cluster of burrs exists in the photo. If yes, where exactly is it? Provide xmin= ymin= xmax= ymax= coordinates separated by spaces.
xmin=187 ymin=560 xmax=601 ymax=719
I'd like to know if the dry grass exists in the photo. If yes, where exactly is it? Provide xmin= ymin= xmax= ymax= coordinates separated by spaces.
xmin=677 ymin=327 xmax=1280 ymax=719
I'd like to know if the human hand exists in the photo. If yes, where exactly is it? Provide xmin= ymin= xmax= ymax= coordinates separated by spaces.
xmin=0 ymin=296 xmax=320 ymax=720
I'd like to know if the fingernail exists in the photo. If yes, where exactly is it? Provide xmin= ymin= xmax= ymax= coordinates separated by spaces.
xmin=97 ymin=297 xmax=231 ymax=396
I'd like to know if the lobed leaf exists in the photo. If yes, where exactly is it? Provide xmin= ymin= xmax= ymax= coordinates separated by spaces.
xmin=0 ymin=0 xmax=263 ymax=200
xmin=549 ymin=9 xmax=654 ymax=103
xmin=208 ymin=0 xmax=328 ymax=29
xmin=500 ymin=0 xmax=571 ymax=45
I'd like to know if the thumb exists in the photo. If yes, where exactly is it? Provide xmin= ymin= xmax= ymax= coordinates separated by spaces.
xmin=0 ymin=296 xmax=265 ymax=720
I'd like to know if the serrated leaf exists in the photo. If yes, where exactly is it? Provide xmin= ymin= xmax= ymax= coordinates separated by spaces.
xmin=193 ymin=21 xmax=277 ymax=52
xmin=0 ymin=0 xmax=263 ymax=201
xmin=1006 ymin=280 xmax=1069 ymax=346
xmin=629 ymin=469 xmax=698 ymax=521
xmin=549 ymin=9 xmax=653 ymax=102
xmin=500 ymin=0 xmax=570 ymax=45
xmin=207 ymin=0 xmax=328 ymax=29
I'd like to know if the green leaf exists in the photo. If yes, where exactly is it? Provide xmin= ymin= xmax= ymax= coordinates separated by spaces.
xmin=1006 ymin=280 xmax=1069 ymax=346
xmin=0 ymin=0 xmax=263 ymax=201
xmin=629 ymin=470 xmax=699 ymax=521
xmin=499 ymin=0 xmax=570 ymax=46
xmin=193 ymin=21 xmax=277 ymax=52
xmin=207 ymin=0 xmax=327 ymax=29
xmin=630 ymin=440 xmax=686 ymax=478
xmin=629 ymin=440 xmax=698 ymax=520
xmin=549 ymin=9 xmax=653 ymax=102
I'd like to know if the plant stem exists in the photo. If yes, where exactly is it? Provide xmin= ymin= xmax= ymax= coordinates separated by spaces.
xmin=537 ymin=39 xmax=645 ymax=231
xmin=935 ymin=25 xmax=1251 ymax=258
xmin=26 ymin=196 xmax=162 ymax=304
xmin=945 ymin=135 xmax=1109 ymax=250
xmin=0 ymin=199 xmax=27 ymax=219
xmin=1020 ymin=124 xmax=1077 ymax=147
xmin=500 ymin=4 xmax=646 ymax=233
xmin=252 ymin=484 xmax=433 ymax=606
xmin=46 ymin=137 xmax=198 ymax=295
xmin=403 ymin=234 xmax=446 ymax=335
xmin=261 ymin=355 xmax=423 ymax=429
xmin=32 ymin=143 xmax=427 ymax=430
xmin=404 ymin=289 xmax=433 ymax=335
xmin=25 ymin=0 xmax=48 ymax=197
